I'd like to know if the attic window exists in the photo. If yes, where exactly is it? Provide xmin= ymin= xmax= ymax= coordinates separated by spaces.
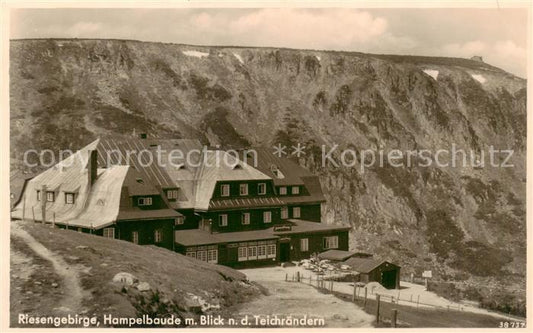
xmin=176 ymin=164 xmax=186 ymax=170
xmin=136 ymin=178 xmax=144 ymax=184
xmin=270 ymin=164 xmax=285 ymax=179
xmin=233 ymin=164 xmax=243 ymax=170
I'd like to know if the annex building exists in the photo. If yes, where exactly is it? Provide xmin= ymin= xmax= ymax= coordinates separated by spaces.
xmin=11 ymin=136 xmax=350 ymax=267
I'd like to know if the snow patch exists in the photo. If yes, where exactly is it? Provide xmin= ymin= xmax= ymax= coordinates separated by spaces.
xmin=233 ymin=53 xmax=244 ymax=64
xmin=471 ymin=74 xmax=486 ymax=84
xmin=423 ymin=69 xmax=439 ymax=80
xmin=182 ymin=50 xmax=209 ymax=58
xmin=316 ymin=55 xmax=321 ymax=61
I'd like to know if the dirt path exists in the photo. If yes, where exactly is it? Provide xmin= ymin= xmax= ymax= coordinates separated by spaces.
xmin=238 ymin=267 xmax=375 ymax=328
xmin=11 ymin=223 xmax=86 ymax=314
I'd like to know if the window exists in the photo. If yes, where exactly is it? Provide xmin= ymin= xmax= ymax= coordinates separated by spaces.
xmin=138 ymin=197 xmax=152 ymax=206
xmin=292 ymin=186 xmax=300 ymax=195
xmin=197 ymin=250 xmax=207 ymax=262
xmin=46 ymin=191 xmax=55 ymax=202
xmin=258 ymin=183 xmax=266 ymax=195
xmin=36 ymin=190 xmax=41 ymax=201
xmin=238 ymin=247 xmax=247 ymax=261
xmin=65 ymin=193 xmax=75 ymax=204
xmin=167 ymin=189 xmax=178 ymax=200
xmin=248 ymin=246 xmax=258 ymax=260
xmin=220 ymin=184 xmax=230 ymax=197
xmin=219 ymin=214 xmax=228 ymax=227
xmin=279 ymin=187 xmax=287 ymax=195
xmin=175 ymin=216 xmax=185 ymax=225
xmin=293 ymin=207 xmax=301 ymax=218
xmin=263 ymin=211 xmax=272 ymax=223
xmin=258 ymin=245 xmax=267 ymax=259
xmin=242 ymin=212 xmax=250 ymax=225
xmin=267 ymin=244 xmax=276 ymax=258
xmin=103 ymin=228 xmax=115 ymax=239
xmin=239 ymin=184 xmax=248 ymax=196
xmin=323 ymin=236 xmax=339 ymax=250
xmin=207 ymin=249 xmax=218 ymax=263
xmin=281 ymin=207 xmax=289 ymax=219
xmin=132 ymin=231 xmax=139 ymax=244
xmin=154 ymin=229 xmax=163 ymax=243
xmin=300 ymin=238 xmax=309 ymax=252
xmin=186 ymin=251 xmax=196 ymax=259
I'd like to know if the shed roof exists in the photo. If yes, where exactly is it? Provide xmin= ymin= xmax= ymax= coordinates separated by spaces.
xmin=174 ymin=229 xmax=279 ymax=246
xmin=318 ymin=250 xmax=357 ymax=261
xmin=344 ymin=258 xmax=400 ymax=274
xmin=271 ymin=219 xmax=351 ymax=235
xmin=117 ymin=208 xmax=182 ymax=221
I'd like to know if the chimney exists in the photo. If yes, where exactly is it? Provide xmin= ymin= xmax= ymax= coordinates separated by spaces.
xmin=87 ymin=150 xmax=98 ymax=187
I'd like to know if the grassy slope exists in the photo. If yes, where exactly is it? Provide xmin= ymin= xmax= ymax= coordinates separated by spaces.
xmin=10 ymin=222 xmax=261 ymax=328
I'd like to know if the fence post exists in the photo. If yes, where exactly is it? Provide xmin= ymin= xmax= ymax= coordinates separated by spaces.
xmin=32 ymin=207 xmax=35 ymax=222
xmin=285 ymin=273 xmax=288 ymax=281
xmin=376 ymin=295 xmax=381 ymax=324
xmin=392 ymin=309 xmax=398 ymax=328
xmin=416 ymin=295 xmax=420 ymax=309
xmin=364 ymin=287 xmax=368 ymax=307
xmin=53 ymin=212 xmax=56 ymax=227
xmin=352 ymin=284 xmax=356 ymax=302
xmin=296 ymin=271 xmax=300 ymax=282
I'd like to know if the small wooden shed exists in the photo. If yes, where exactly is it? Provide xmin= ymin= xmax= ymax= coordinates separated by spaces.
xmin=344 ymin=257 xmax=401 ymax=289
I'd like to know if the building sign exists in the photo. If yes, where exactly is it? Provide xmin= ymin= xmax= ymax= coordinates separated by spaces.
xmin=274 ymin=225 xmax=292 ymax=232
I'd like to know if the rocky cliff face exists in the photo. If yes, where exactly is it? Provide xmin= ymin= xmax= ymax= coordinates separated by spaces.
xmin=10 ymin=39 xmax=526 ymax=296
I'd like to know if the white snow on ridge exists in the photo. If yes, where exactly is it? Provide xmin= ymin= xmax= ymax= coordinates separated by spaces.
xmin=182 ymin=50 xmax=209 ymax=58
xmin=471 ymin=74 xmax=487 ymax=84
xmin=233 ymin=53 xmax=244 ymax=64
xmin=316 ymin=55 xmax=321 ymax=61
xmin=423 ymin=69 xmax=439 ymax=80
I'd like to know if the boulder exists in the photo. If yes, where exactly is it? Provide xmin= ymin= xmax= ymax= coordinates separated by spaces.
xmin=112 ymin=272 xmax=137 ymax=286
xmin=136 ymin=282 xmax=151 ymax=292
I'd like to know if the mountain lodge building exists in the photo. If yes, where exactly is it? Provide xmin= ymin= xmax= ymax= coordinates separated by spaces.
xmin=11 ymin=136 xmax=350 ymax=267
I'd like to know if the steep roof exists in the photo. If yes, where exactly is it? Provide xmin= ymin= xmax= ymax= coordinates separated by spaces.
xmin=96 ymin=137 xmax=176 ymax=188
xmin=250 ymin=149 xmax=325 ymax=203
xmin=344 ymin=258 xmax=400 ymax=273
xmin=193 ymin=150 xmax=271 ymax=211
xmin=250 ymin=148 xmax=314 ymax=186
xmin=11 ymin=139 xmax=132 ymax=229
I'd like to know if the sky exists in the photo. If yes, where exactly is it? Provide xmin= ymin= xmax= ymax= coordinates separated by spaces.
xmin=9 ymin=7 xmax=529 ymax=77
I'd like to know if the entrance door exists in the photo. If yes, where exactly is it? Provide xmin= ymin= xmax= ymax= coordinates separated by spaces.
xmin=279 ymin=242 xmax=290 ymax=262
xmin=381 ymin=270 xmax=397 ymax=289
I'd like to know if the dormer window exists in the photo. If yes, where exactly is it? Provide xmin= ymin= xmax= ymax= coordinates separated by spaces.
xmin=258 ymin=183 xmax=266 ymax=195
xmin=138 ymin=197 xmax=153 ymax=206
xmin=167 ymin=189 xmax=178 ymax=200
xmin=221 ymin=184 xmax=230 ymax=197
xmin=279 ymin=187 xmax=287 ymax=195
xmin=292 ymin=186 xmax=300 ymax=195
xmin=271 ymin=164 xmax=285 ymax=179
xmin=65 ymin=193 xmax=75 ymax=204
xmin=239 ymin=184 xmax=248 ymax=196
